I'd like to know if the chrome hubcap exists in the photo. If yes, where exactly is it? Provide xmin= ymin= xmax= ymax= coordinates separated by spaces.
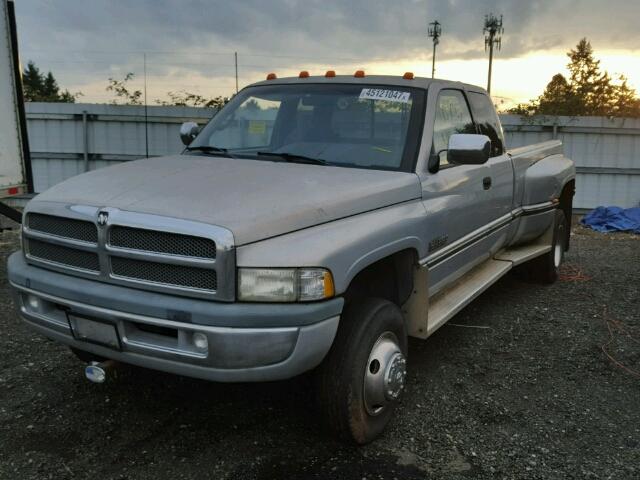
xmin=554 ymin=239 xmax=563 ymax=267
xmin=553 ymin=229 xmax=564 ymax=268
xmin=363 ymin=331 xmax=406 ymax=416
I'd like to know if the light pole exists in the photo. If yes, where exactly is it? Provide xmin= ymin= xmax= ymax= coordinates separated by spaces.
xmin=428 ymin=20 xmax=441 ymax=79
xmin=483 ymin=14 xmax=503 ymax=94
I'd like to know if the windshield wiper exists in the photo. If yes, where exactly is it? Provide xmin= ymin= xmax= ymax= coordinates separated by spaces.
xmin=185 ymin=145 xmax=235 ymax=157
xmin=256 ymin=151 xmax=329 ymax=166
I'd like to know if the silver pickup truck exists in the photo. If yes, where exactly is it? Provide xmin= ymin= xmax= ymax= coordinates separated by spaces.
xmin=8 ymin=73 xmax=575 ymax=444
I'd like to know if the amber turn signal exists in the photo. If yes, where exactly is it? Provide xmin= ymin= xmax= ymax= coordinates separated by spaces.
xmin=323 ymin=271 xmax=335 ymax=298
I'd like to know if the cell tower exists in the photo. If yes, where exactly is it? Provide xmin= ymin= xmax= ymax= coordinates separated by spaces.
xmin=428 ymin=20 xmax=442 ymax=79
xmin=483 ymin=14 xmax=503 ymax=94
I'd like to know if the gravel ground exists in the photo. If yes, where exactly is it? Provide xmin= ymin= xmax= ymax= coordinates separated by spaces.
xmin=0 ymin=224 xmax=638 ymax=480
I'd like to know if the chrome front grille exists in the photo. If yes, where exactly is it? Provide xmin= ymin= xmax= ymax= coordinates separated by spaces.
xmin=111 ymin=257 xmax=218 ymax=291
xmin=109 ymin=226 xmax=216 ymax=259
xmin=27 ymin=213 xmax=98 ymax=243
xmin=28 ymin=239 xmax=100 ymax=272
xmin=22 ymin=205 xmax=235 ymax=301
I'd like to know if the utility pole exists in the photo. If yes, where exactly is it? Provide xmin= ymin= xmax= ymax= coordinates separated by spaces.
xmin=234 ymin=52 xmax=239 ymax=95
xmin=427 ymin=20 xmax=441 ymax=79
xmin=483 ymin=14 xmax=503 ymax=94
xmin=143 ymin=52 xmax=149 ymax=158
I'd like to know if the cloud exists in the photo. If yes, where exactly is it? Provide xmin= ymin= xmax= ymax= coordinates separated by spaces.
xmin=13 ymin=0 xmax=640 ymax=101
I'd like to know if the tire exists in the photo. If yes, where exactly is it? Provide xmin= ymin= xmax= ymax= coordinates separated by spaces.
xmin=69 ymin=347 xmax=105 ymax=363
xmin=315 ymin=297 xmax=408 ymax=444
xmin=527 ymin=209 xmax=567 ymax=284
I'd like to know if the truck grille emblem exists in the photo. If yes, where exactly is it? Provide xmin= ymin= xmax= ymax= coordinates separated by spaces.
xmin=97 ymin=211 xmax=109 ymax=226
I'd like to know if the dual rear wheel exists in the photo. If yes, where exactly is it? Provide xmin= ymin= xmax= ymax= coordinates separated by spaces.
xmin=525 ymin=209 xmax=568 ymax=283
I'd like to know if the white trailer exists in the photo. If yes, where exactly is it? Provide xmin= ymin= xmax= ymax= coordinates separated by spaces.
xmin=0 ymin=0 xmax=31 ymax=219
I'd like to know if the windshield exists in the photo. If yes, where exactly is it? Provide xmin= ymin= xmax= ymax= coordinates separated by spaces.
xmin=188 ymin=83 xmax=426 ymax=171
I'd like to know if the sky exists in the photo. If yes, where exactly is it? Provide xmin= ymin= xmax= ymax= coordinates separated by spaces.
xmin=13 ymin=0 xmax=640 ymax=108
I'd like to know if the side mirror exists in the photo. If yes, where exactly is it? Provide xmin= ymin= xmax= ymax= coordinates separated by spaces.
xmin=447 ymin=134 xmax=491 ymax=165
xmin=180 ymin=121 xmax=200 ymax=146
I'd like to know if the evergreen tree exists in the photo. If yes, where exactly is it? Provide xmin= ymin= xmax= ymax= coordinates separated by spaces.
xmin=508 ymin=39 xmax=640 ymax=118
xmin=22 ymin=61 xmax=44 ymax=101
xmin=611 ymin=75 xmax=640 ymax=117
xmin=22 ymin=61 xmax=79 ymax=102
xmin=537 ymin=74 xmax=577 ymax=115
xmin=42 ymin=72 xmax=60 ymax=100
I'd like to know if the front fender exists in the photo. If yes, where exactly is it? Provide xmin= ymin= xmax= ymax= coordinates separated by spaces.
xmin=236 ymin=200 xmax=427 ymax=295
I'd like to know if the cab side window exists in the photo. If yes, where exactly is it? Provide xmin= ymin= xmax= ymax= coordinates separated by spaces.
xmin=432 ymin=90 xmax=475 ymax=166
xmin=467 ymin=91 xmax=505 ymax=157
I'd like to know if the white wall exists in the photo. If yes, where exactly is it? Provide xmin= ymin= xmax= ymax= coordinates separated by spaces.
xmin=24 ymin=104 xmax=640 ymax=210
xmin=26 ymin=103 xmax=215 ymax=193
xmin=501 ymin=114 xmax=640 ymax=210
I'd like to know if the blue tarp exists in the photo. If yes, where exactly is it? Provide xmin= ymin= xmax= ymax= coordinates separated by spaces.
xmin=581 ymin=206 xmax=640 ymax=233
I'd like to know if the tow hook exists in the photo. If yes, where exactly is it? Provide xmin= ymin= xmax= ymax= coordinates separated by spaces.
xmin=85 ymin=359 xmax=119 ymax=384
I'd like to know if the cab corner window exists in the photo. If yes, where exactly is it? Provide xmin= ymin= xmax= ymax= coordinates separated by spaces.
xmin=432 ymin=90 xmax=475 ymax=166
xmin=468 ymin=91 xmax=505 ymax=157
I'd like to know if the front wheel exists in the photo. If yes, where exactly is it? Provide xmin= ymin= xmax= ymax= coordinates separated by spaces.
xmin=315 ymin=298 xmax=408 ymax=444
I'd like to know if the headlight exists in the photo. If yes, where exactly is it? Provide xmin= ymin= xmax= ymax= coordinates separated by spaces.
xmin=238 ymin=268 xmax=335 ymax=302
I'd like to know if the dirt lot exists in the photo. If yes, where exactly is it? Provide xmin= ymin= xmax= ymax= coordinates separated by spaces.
xmin=0 ymin=225 xmax=638 ymax=480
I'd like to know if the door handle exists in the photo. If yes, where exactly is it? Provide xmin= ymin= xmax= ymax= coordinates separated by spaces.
xmin=483 ymin=176 xmax=492 ymax=190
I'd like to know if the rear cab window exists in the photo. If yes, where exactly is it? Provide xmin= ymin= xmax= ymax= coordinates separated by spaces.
xmin=467 ymin=91 xmax=506 ymax=156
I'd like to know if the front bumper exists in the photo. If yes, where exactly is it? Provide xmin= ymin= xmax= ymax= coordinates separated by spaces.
xmin=8 ymin=252 xmax=343 ymax=382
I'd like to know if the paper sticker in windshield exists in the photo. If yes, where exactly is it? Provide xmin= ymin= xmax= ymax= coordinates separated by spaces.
xmin=359 ymin=88 xmax=411 ymax=103
xmin=248 ymin=120 xmax=266 ymax=135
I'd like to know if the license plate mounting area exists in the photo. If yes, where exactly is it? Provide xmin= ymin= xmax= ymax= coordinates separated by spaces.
xmin=68 ymin=314 xmax=121 ymax=350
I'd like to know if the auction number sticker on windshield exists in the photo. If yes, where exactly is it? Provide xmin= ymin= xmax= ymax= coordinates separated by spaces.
xmin=359 ymin=88 xmax=411 ymax=103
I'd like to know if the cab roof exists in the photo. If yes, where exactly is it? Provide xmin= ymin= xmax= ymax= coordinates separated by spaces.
xmin=250 ymin=74 xmax=487 ymax=95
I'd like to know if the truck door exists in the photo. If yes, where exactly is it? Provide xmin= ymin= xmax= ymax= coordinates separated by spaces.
xmin=419 ymin=88 xmax=498 ymax=295
xmin=466 ymin=91 xmax=513 ymax=222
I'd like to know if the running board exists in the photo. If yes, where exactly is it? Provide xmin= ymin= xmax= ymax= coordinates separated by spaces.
xmin=494 ymin=243 xmax=551 ymax=266
xmin=427 ymin=258 xmax=511 ymax=336
xmin=426 ymin=243 xmax=552 ymax=336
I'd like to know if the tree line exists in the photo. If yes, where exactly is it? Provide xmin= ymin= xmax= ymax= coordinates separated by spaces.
xmin=105 ymin=73 xmax=230 ymax=108
xmin=22 ymin=61 xmax=81 ymax=102
xmin=22 ymin=61 xmax=230 ymax=108
xmin=21 ymin=38 xmax=640 ymax=117
xmin=508 ymin=39 xmax=640 ymax=117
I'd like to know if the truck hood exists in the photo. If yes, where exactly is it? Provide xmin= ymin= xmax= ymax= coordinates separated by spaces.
xmin=33 ymin=155 xmax=422 ymax=245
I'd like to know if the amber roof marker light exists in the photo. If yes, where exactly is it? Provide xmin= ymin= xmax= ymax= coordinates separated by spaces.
xmin=325 ymin=70 xmax=336 ymax=78
xmin=354 ymin=70 xmax=365 ymax=78
xmin=403 ymin=72 xmax=415 ymax=80
xmin=266 ymin=73 xmax=277 ymax=80
xmin=299 ymin=71 xmax=310 ymax=78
